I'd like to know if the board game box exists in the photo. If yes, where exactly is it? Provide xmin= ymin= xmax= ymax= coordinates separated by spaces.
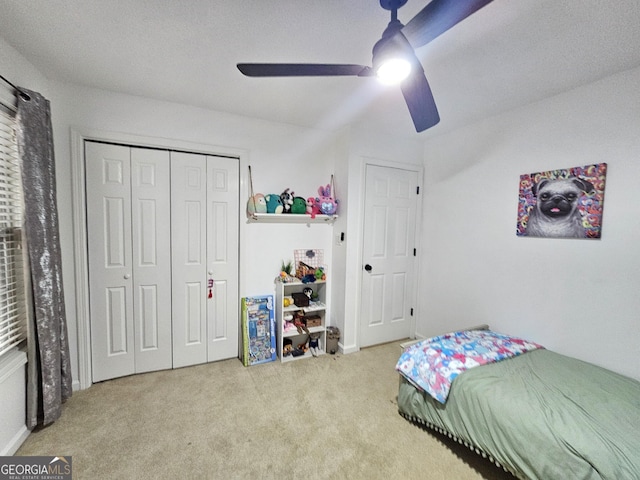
xmin=241 ymin=295 xmax=276 ymax=366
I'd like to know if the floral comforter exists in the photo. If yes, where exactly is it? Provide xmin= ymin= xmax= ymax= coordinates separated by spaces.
xmin=396 ymin=329 xmax=543 ymax=403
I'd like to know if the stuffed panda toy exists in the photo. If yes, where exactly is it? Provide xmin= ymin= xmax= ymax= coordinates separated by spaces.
xmin=279 ymin=188 xmax=294 ymax=213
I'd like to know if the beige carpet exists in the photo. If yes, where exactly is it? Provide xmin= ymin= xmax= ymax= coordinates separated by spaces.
xmin=17 ymin=341 xmax=514 ymax=480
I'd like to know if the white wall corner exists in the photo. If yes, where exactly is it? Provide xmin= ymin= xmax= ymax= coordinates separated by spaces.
xmin=0 ymin=349 xmax=30 ymax=455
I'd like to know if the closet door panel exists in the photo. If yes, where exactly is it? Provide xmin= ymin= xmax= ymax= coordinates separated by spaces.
xmin=206 ymin=158 xmax=239 ymax=361
xmin=171 ymin=152 xmax=208 ymax=368
xmin=86 ymin=142 xmax=135 ymax=382
xmin=131 ymin=148 xmax=172 ymax=373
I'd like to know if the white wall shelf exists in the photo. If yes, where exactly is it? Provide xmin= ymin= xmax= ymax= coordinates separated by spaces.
xmin=247 ymin=213 xmax=337 ymax=224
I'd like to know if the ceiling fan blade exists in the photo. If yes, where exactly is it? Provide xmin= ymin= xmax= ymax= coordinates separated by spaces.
xmin=400 ymin=68 xmax=440 ymax=132
xmin=401 ymin=0 xmax=494 ymax=49
xmin=237 ymin=63 xmax=372 ymax=77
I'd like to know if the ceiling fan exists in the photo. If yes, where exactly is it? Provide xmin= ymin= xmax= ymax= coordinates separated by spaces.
xmin=237 ymin=0 xmax=494 ymax=133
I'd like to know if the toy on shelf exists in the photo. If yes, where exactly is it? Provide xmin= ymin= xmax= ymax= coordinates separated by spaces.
xmin=291 ymin=196 xmax=307 ymax=214
xmin=265 ymin=193 xmax=284 ymax=213
xmin=289 ymin=335 xmax=308 ymax=357
xmin=283 ymin=312 xmax=297 ymax=333
xmin=283 ymin=338 xmax=293 ymax=357
xmin=316 ymin=183 xmax=338 ymax=215
xmin=246 ymin=193 xmax=267 ymax=215
xmin=306 ymin=197 xmax=321 ymax=219
xmin=246 ymin=165 xmax=267 ymax=217
xmin=309 ymin=332 xmax=322 ymax=357
xmin=294 ymin=249 xmax=326 ymax=283
xmin=296 ymin=262 xmax=318 ymax=284
xmin=277 ymin=260 xmax=297 ymax=283
xmin=296 ymin=338 xmax=310 ymax=355
xmin=293 ymin=311 xmax=309 ymax=334
xmin=314 ymin=267 xmax=326 ymax=281
xmin=280 ymin=188 xmax=294 ymax=213
xmin=246 ymin=166 xmax=339 ymax=221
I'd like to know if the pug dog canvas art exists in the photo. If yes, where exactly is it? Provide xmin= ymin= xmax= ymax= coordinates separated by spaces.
xmin=525 ymin=177 xmax=594 ymax=238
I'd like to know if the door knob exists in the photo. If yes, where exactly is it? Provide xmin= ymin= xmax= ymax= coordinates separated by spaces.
xmin=364 ymin=264 xmax=372 ymax=272
xmin=124 ymin=273 xmax=131 ymax=279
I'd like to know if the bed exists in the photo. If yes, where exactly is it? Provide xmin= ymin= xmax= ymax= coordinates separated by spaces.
xmin=395 ymin=328 xmax=640 ymax=480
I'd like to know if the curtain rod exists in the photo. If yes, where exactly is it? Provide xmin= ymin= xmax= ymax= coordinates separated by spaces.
xmin=0 ymin=73 xmax=31 ymax=101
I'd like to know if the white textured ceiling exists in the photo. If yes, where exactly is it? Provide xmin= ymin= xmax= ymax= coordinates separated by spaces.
xmin=2 ymin=0 xmax=640 ymax=139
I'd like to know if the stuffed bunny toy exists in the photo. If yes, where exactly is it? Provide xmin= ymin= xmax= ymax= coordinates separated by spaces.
xmin=316 ymin=184 xmax=338 ymax=215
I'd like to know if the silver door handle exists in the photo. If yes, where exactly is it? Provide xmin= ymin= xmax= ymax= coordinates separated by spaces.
xmin=124 ymin=273 xmax=131 ymax=279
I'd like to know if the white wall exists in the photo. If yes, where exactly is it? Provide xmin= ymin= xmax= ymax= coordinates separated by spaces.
xmin=46 ymin=81 xmax=343 ymax=387
xmin=418 ymin=66 xmax=640 ymax=381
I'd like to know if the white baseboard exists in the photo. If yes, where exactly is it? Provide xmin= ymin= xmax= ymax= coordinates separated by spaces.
xmin=340 ymin=343 xmax=359 ymax=355
xmin=1 ymin=425 xmax=30 ymax=456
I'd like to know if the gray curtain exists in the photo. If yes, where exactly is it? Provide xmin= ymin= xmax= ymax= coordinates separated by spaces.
xmin=16 ymin=88 xmax=72 ymax=428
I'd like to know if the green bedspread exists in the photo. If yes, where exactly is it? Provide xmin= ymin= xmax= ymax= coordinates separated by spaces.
xmin=397 ymin=348 xmax=640 ymax=480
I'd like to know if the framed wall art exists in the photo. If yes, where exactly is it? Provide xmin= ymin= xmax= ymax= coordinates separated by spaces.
xmin=516 ymin=163 xmax=607 ymax=239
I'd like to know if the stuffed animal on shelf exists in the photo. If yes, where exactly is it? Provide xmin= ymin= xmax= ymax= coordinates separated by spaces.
xmin=309 ymin=333 xmax=322 ymax=357
xmin=306 ymin=197 xmax=322 ymax=219
xmin=246 ymin=193 xmax=267 ymax=215
xmin=293 ymin=311 xmax=309 ymax=334
xmin=280 ymin=188 xmax=295 ymax=213
xmin=283 ymin=313 xmax=296 ymax=333
xmin=316 ymin=184 xmax=338 ymax=215
xmin=297 ymin=339 xmax=310 ymax=354
xmin=291 ymin=196 xmax=307 ymax=214
xmin=264 ymin=194 xmax=284 ymax=214
xmin=314 ymin=267 xmax=326 ymax=281
xmin=283 ymin=338 xmax=293 ymax=357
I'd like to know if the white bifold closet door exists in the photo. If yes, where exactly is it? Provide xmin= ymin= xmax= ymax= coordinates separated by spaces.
xmin=86 ymin=142 xmax=172 ymax=382
xmin=86 ymin=143 xmax=239 ymax=383
xmin=171 ymin=151 xmax=239 ymax=368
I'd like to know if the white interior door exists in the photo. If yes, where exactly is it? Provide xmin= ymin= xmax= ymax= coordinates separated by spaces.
xmin=171 ymin=152 xmax=208 ymax=368
xmin=87 ymin=142 xmax=173 ymax=382
xmin=206 ymin=156 xmax=239 ymax=362
xmin=130 ymin=148 xmax=172 ymax=373
xmin=171 ymin=152 xmax=239 ymax=367
xmin=87 ymin=142 xmax=134 ymax=382
xmin=360 ymin=164 xmax=419 ymax=348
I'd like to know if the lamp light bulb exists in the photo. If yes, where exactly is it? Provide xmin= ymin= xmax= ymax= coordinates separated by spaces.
xmin=376 ymin=58 xmax=411 ymax=85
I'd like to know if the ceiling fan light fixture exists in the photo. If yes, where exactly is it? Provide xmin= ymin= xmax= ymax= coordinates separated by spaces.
xmin=372 ymin=25 xmax=414 ymax=85
xmin=376 ymin=58 xmax=411 ymax=85
xmin=237 ymin=0 xmax=494 ymax=133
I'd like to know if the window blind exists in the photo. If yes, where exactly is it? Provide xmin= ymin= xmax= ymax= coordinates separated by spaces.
xmin=0 ymin=97 xmax=27 ymax=358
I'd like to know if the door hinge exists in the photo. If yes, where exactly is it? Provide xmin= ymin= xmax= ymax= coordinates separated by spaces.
xmin=416 ymin=186 xmax=420 ymax=195
xmin=410 ymin=308 xmax=414 ymax=316
xmin=413 ymin=248 xmax=416 ymax=256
